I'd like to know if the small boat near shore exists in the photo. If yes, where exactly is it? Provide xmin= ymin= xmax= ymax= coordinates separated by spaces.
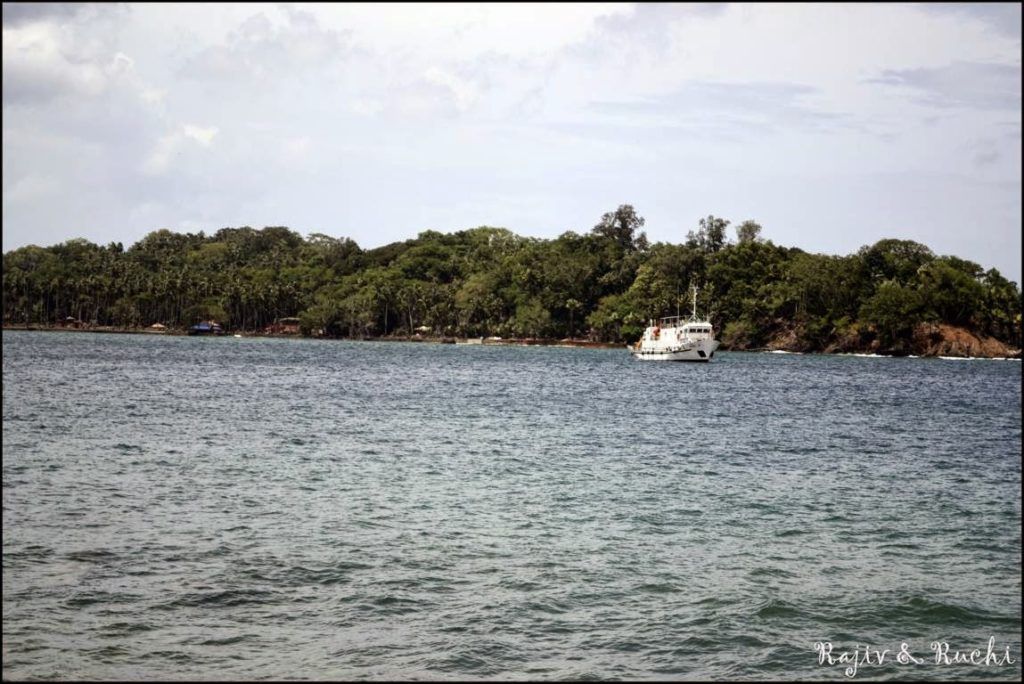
xmin=188 ymin=321 xmax=224 ymax=336
xmin=630 ymin=286 xmax=720 ymax=362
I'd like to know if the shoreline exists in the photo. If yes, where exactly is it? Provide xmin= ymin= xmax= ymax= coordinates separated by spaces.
xmin=3 ymin=324 xmax=1020 ymax=359
xmin=0 ymin=324 xmax=624 ymax=350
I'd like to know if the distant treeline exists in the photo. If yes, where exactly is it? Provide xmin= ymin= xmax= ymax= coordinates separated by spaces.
xmin=3 ymin=206 xmax=1021 ymax=353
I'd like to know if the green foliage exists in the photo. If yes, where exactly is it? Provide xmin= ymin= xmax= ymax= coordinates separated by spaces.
xmin=512 ymin=298 xmax=551 ymax=338
xmin=735 ymin=220 xmax=763 ymax=244
xmin=721 ymin=319 xmax=757 ymax=348
xmin=686 ymin=215 xmax=730 ymax=254
xmin=586 ymin=293 xmax=644 ymax=342
xmin=590 ymin=204 xmax=647 ymax=253
xmin=859 ymin=280 xmax=923 ymax=350
xmin=858 ymin=238 xmax=934 ymax=285
xmin=917 ymin=257 xmax=985 ymax=327
xmin=2 ymin=214 xmax=1020 ymax=354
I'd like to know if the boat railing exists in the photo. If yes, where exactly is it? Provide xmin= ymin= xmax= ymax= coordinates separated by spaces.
xmin=658 ymin=315 xmax=711 ymax=328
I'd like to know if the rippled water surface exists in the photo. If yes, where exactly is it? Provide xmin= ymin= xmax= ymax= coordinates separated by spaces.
xmin=3 ymin=331 xmax=1021 ymax=680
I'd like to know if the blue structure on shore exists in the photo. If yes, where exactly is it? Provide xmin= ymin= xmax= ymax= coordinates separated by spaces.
xmin=188 ymin=321 xmax=223 ymax=335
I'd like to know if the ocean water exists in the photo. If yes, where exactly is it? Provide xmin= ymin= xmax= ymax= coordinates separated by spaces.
xmin=2 ymin=330 xmax=1021 ymax=681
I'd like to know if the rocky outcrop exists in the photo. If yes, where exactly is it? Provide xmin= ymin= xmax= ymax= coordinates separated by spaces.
xmin=911 ymin=323 xmax=1021 ymax=359
xmin=764 ymin=326 xmax=813 ymax=353
xmin=730 ymin=320 xmax=1021 ymax=358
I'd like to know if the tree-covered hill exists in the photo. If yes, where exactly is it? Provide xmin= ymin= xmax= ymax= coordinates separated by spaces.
xmin=3 ymin=206 xmax=1021 ymax=356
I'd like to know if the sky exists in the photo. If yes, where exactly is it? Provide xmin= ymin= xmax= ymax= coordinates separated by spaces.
xmin=3 ymin=2 xmax=1022 ymax=283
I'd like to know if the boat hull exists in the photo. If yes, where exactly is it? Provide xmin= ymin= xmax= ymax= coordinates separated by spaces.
xmin=630 ymin=340 xmax=720 ymax=362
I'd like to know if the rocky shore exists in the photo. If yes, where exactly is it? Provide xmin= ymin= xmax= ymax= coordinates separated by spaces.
xmin=748 ymin=322 xmax=1021 ymax=359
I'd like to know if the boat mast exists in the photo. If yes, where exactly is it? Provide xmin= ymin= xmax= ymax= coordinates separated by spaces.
xmin=691 ymin=285 xmax=699 ymax=320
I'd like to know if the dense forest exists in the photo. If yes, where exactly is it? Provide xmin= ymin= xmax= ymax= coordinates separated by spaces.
xmin=3 ymin=206 xmax=1022 ymax=355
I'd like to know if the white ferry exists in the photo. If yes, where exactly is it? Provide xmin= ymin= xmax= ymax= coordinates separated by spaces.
xmin=629 ymin=286 xmax=720 ymax=362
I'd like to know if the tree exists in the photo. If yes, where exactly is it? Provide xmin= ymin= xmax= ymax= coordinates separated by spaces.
xmin=916 ymin=257 xmax=985 ymax=327
xmin=859 ymin=280 xmax=922 ymax=350
xmin=586 ymin=293 xmax=644 ymax=342
xmin=512 ymin=298 xmax=551 ymax=338
xmin=686 ymin=214 xmax=730 ymax=253
xmin=625 ymin=264 xmax=674 ymax=321
xmin=979 ymin=268 xmax=1022 ymax=345
xmin=3 ymin=219 xmax=1021 ymax=353
xmin=735 ymin=220 xmax=763 ymax=244
xmin=564 ymin=298 xmax=583 ymax=338
xmin=858 ymin=239 xmax=934 ymax=285
xmin=590 ymin=204 xmax=647 ymax=252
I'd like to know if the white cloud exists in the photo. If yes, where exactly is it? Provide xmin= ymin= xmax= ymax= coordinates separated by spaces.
xmin=180 ymin=6 xmax=351 ymax=84
xmin=2 ymin=21 xmax=108 ymax=101
xmin=183 ymin=124 xmax=219 ymax=146
xmin=868 ymin=61 xmax=1022 ymax=111
xmin=141 ymin=131 xmax=181 ymax=175
xmin=142 ymin=124 xmax=219 ymax=174
xmin=281 ymin=136 xmax=311 ymax=165
xmin=306 ymin=3 xmax=632 ymax=60
xmin=3 ymin=172 xmax=60 ymax=205
xmin=349 ymin=97 xmax=384 ymax=116
xmin=422 ymin=66 xmax=480 ymax=112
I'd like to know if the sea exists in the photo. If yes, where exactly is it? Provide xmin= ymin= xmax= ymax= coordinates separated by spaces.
xmin=2 ymin=330 xmax=1021 ymax=680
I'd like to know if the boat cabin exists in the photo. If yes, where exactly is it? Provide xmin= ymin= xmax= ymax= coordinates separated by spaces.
xmin=650 ymin=316 xmax=714 ymax=340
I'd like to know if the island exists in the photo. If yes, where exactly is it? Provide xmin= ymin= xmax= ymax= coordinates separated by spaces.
xmin=3 ymin=206 xmax=1021 ymax=359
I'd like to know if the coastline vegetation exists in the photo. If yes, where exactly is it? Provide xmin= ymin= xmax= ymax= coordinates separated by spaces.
xmin=3 ymin=206 xmax=1021 ymax=356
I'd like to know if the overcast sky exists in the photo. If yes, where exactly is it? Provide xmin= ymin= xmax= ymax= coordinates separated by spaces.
xmin=3 ymin=3 xmax=1021 ymax=283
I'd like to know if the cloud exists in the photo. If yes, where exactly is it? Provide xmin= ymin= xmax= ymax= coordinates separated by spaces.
xmin=916 ymin=3 xmax=1022 ymax=40
xmin=3 ymin=22 xmax=106 ymax=102
xmin=590 ymin=81 xmax=849 ymax=139
xmin=183 ymin=124 xmax=218 ymax=146
xmin=142 ymin=124 xmax=219 ymax=175
xmin=973 ymin=149 xmax=1000 ymax=167
xmin=868 ymin=61 xmax=1022 ymax=111
xmin=591 ymin=2 xmax=728 ymax=50
xmin=180 ymin=6 xmax=352 ymax=85
xmin=306 ymin=4 xmax=630 ymax=62
xmin=348 ymin=97 xmax=383 ymax=116
xmin=281 ymin=136 xmax=311 ymax=162
xmin=422 ymin=66 xmax=481 ymax=113
xmin=368 ymin=63 xmax=494 ymax=118
xmin=2 ymin=3 xmax=133 ymax=104
xmin=1 ymin=2 xmax=123 ymax=28
xmin=3 ymin=172 xmax=60 ymax=205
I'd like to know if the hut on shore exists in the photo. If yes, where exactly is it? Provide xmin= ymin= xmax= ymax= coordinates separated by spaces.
xmin=266 ymin=317 xmax=301 ymax=334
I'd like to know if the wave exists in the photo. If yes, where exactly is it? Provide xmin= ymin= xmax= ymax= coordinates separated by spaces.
xmin=158 ymin=588 xmax=281 ymax=609
xmin=834 ymin=594 xmax=1020 ymax=632
xmin=754 ymin=598 xmax=805 ymax=620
